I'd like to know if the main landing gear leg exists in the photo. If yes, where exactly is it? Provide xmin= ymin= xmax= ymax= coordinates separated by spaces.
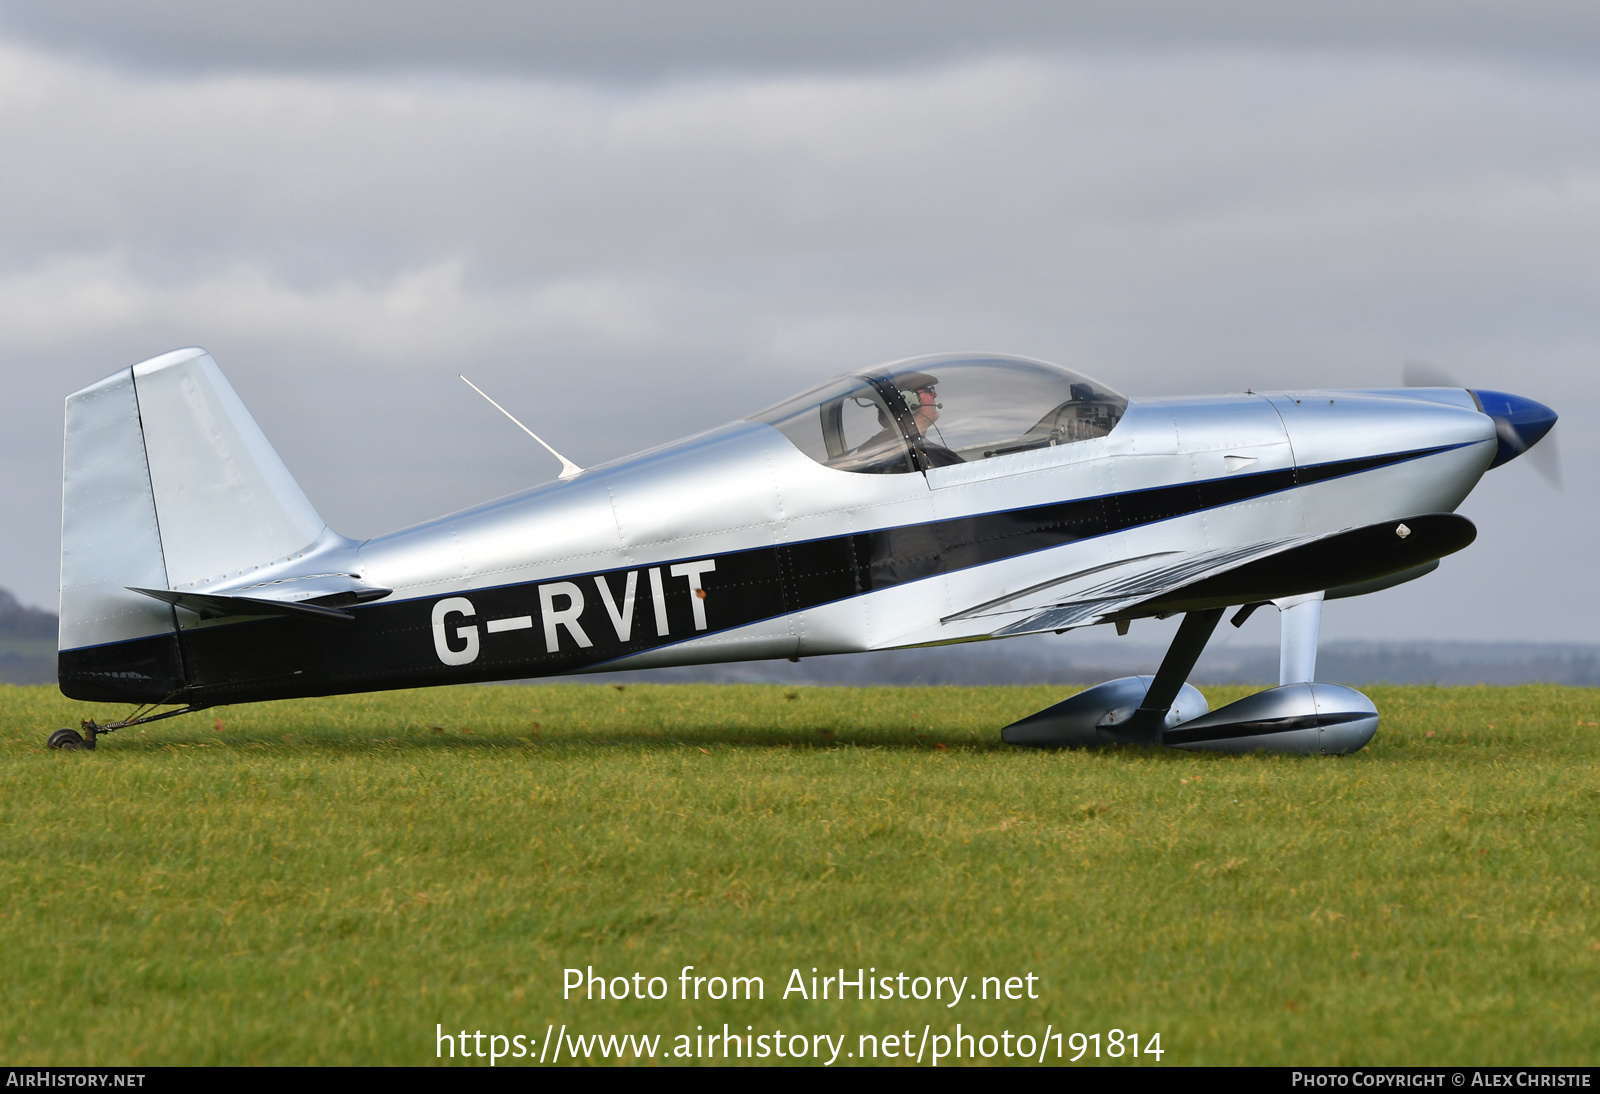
xmin=1115 ymin=608 xmax=1226 ymax=744
xmin=1275 ymin=591 xmax=1324 ymax=685
xmin=46 ymin=704 xmax=206 ymax=750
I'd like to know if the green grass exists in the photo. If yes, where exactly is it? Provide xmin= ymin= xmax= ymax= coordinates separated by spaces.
xmin=2 ymin=682 xmax=1597 ymax=1066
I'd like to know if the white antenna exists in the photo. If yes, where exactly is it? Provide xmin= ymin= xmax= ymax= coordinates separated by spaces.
xmin=459 ymin=375 xmax=584 ymax=480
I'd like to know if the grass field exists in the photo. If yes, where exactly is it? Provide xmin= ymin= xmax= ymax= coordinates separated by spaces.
xmin=2 ymin=681 xmax=1597 ymax=1067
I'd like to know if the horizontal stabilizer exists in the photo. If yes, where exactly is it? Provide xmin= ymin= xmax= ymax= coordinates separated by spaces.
xmin=128 ymin=587 xmax=369 ymax=624
xmin=213 ymin=572 xmax=392 ymax=607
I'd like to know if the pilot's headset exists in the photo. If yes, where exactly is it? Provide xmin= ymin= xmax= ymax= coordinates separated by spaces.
xmin=894 ymin=370 xmax=942 ymax=410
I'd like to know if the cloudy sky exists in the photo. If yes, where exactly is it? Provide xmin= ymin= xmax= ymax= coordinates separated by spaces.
xmin=0 ymin=2 xmax=1593 ymax=646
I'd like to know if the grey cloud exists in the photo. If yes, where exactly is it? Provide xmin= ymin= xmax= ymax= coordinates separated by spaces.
xmin=0 ymin=41 xmax=1593 ymax=644
xmin=6 ymin=1 xmax=1600 ymax=80
xmin=5 ymin=50 xmax=1599 ymax=290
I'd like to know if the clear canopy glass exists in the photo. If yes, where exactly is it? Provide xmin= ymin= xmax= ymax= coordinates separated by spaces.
xmin=751 ymin=354 xmax=1126 ymax=474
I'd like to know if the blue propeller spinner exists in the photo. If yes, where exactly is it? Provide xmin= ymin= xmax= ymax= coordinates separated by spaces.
xmin=1471 ymin=389 xmax=1558 ymax=469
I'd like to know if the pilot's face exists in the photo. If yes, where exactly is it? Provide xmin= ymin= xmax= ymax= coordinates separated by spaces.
xmin=910 ymin=386 xmax=940 ymax=433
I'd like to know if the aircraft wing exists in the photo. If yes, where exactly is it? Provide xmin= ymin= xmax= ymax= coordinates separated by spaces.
xmin=956 ymin=512 xmax=1475 ymax=639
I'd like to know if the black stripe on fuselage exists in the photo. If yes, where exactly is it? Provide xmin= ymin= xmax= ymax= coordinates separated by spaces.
xmin=59 ymin=442 xmax=1469 ymax=705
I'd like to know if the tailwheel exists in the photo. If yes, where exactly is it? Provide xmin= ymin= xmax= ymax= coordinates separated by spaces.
xmin=43 ymin=704 xmax=202 ymax=749
xmin=47 ymin=727 xmax=92 ymax=751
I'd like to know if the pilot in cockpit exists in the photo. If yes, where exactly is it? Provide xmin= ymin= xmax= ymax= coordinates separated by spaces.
xmin=896 ymin=372 xmax=964 ymax=467
xmin=846 ymin=371 xmax=966 ymax=470
xmin=845 ymin=371 xmax=959 ymax=470
xmin=902 ymin=372 xmax=941 ymax=436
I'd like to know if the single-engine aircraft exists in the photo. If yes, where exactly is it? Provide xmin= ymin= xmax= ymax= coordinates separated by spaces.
xmin=49 ymin=348 xmax=1556 ymax=754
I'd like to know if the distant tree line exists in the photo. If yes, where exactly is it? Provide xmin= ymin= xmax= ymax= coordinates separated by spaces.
xmin=0 ymin=587 xmax=56 ymax=684
xmin=0 ymin=587 xmax=54 ymax=639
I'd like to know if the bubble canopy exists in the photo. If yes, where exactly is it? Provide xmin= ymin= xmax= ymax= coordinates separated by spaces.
xmin=750 ymin=354 xmax=1127 ymax=474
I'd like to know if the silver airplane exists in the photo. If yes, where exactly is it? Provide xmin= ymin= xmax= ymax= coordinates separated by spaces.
xmin=48 ymin=347 xmax=1555 ymax=753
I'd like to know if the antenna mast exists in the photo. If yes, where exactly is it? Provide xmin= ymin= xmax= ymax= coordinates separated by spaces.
xmin=459 ymin=375 xmax=584 ymax=480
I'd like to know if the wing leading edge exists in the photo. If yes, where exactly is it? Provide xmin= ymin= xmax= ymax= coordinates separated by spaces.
xmin=977 ymin=513 xmax=1476 ymax=638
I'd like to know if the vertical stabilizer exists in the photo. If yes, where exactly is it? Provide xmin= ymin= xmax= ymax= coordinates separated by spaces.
xmin=59 ymin=348 xmax=332 ymax=702
xmin=131 ymin=348 xmax=327 ymax=589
